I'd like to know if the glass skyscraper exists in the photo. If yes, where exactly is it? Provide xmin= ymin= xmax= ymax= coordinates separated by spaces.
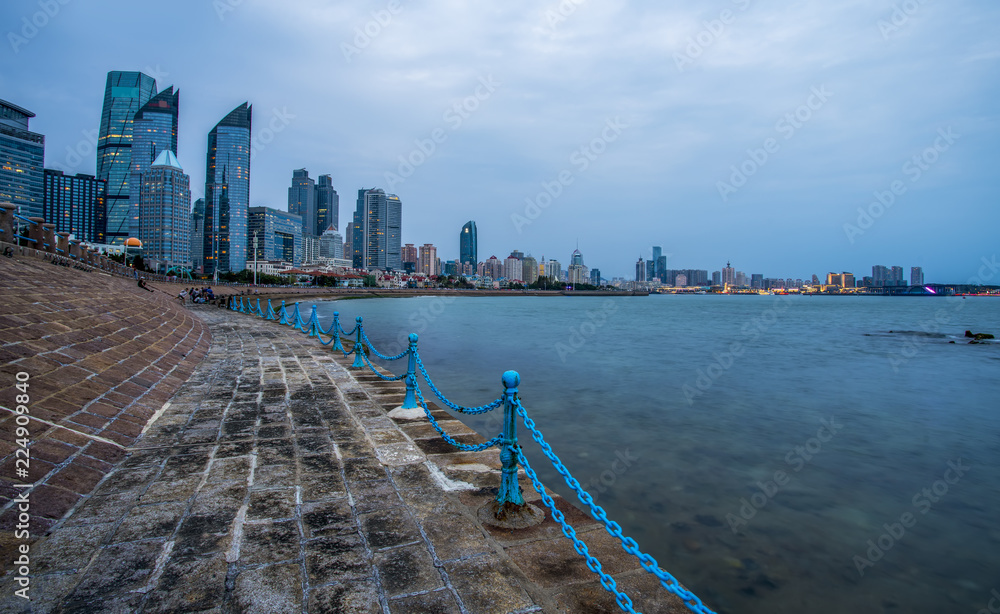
xmin=460 ymin=220 xmax=477 ymax=267
xmin=288 ymin=168 xmax=315 ymax=238
xmin=315 ymin=174 xmax=338 ymax=234
xmin=190 ymin=198 xmax=205 ymax=272
xmin=203 ymin=103 xmax=251 ymax=276
xmin=139 ymin=150 xmax=190 ymax=268
xmin=96 ymin=71 xmax=157 ymax=244
xmin=42 ymin=170 xmax=106 ymax=243
xmin=352 ymin=188 xmax=401 ymax=270
xmin=248 ymin=206 xmax=302 ymax=265
xmin=0 ymin=98 xmax=45 ymax=219
xmin=129 ymin=86 xmax=178 ymax=239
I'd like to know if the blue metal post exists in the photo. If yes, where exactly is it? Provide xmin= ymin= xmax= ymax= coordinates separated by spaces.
xmin=401 ymin=333 xmax=418 ymax=409
xmin=292 ymin=302 xmax=300 ymax=327
xmin=266 ymin=299 xmax=275 ymax=321
xmin=497 ymin=370 xmax=525 ymax=507
xmin=351 ymin=316 xmax=365 ymax=368
xmin=331 ymin=312 xmax=343 ymax=351
xmin=279 ymin=300 xmax=286 ymax=324
xmin=308 ymin=305 xmax=318 ymax=337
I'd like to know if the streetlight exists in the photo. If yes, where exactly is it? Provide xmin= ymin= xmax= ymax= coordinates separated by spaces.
xmin=252 ymin=230 xmax=258 ymax=286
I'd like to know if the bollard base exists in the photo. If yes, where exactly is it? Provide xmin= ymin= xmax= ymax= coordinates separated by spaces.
xmin=478 ymin=500 xmax=544 ymax=529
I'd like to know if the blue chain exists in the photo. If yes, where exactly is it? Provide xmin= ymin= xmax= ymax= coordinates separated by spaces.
xmin=516 ymin=449 xmax=638 ymax=613
xmin=413 ymin=385 xmax=501 ymax=452
xmin=320 ymin=318 xmax=339 ymax=336
xmin=514 ymin=400 xmax=715 ymax=614
xmin=360 ymin=349 xmax=407 ymax=381
xmin=360 ymin=329 xmax=409 ymax=361
xmin=414 ymin=351 xmax=503 ymax=415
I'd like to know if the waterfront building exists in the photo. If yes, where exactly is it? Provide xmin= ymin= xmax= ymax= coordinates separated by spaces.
xmin=302 ymin=235 xmax=321 ymax=264
xmin=911 ymin=267 xmax=924 ymax=286
xmin=650 ymin=246 xmax=662 ymax=282
xmin=635 ymin=257 xmax=645 ymax=282
xmin=344 ymin=222 xmax=354 ymax=260
xmin=138 ymin=150 xmax=190 ymax=269
xmin=722 ymin=262 xmax=735 ymax=287
xmin=570 ymin=248 xmax=583 ymax=267
xmin=478 ymin=255 xmax=502 ymax=279
xmin=590 ymin=268 xmax=601 ymax=286
xmin=288 ymin=169 xmax=316 ymax=238
xmin=315 ymin=174 xmax=338 ymax=236
xmin=352 ymin=188 xmax=402 ymax=270
xmin=42 ymin=170 xmax=106 ymax=243
xmin=460 ymin=221 xmax=477 ymax=267
xmin=521 ymin=255 xmax=538 ymax=285
xmin=97 ymin=71 xmax=157 ymax=244
xmin=320 ymin=225 xmax=344 ymax=259
xmin=891 ymin=266 xmax=906 ymax=287
xmin=675 ymin=273 xmax=688 ymax=287
xmin=712 ymin=271 xmax=721 ymax=286
xmin=128 ymin=87 xmax=179 ymax=239
xmin=248 ymin=206 xmax=302 ymax=265
xmin=419 ymin=243 xmax=438 ymax=276
xmin=736 ymin=271 xmax=747 ymax=288
xmin=203 ymin=103 xmax=252 ymax=276
xmin=0 ymin=99 xmax=45 ymax=219
xmin=503 ymin=254 xmax=522 ymax=282
xmin=545 ymin=258 xmax=561 ymax=281
xmin=402 ymin=243 xmax=417 ymax=269
xmin=872 ymin=265 xmax=890 ymax=287
xmin=751 ymin=273 xmax=764 ymax=289
xmin=190 ymin=198 xmax=205 ymax=272
xmin=444 ymin=260 xmax=460 ymax=276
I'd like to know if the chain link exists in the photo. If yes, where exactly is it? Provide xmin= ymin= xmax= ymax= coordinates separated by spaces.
xmin=360 ymin=329 xmax=409 ymax=361
xmin=360 ymin=349 xmax=408 ymax=381
xmin=413 ymin=352 xmax=503 ymax=415
xmin=414 ymin=385 xmax=501 ymax=452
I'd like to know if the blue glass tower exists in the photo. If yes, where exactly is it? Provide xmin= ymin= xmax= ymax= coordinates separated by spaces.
xmin=96 ymin=71 xmax=157 ymax=245
xmin=128 ymin=87 xmax=178 ymax=239
xmin=203 ymin=103 xmax=251 ymax=276
xmin=0 ymin=99 xmax=45 ymax=219
xmin=460 ymin=220 xmax=477 ymax=267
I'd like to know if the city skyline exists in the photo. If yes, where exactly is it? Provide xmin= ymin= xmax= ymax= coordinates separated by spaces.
xmin=2 ymin=1 xmax=997 ymax=280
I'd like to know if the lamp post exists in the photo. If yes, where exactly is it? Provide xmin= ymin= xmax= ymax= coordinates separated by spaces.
xmin=253 ymin=230 xmax=258 ymax=286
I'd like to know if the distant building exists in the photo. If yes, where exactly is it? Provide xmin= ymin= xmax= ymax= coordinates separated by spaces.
xmin=479 ymin=255 xmax=502 ymax=279
xmin=248 ymin=206 xmax=302 ymax=265
xmin=521 ymin=255 xmax=538 ymax=285
xmin=190 ymin=198 xmax=205 ymax=272
xmin=635 ymin=257 xmax=645 ymax=282
xmin=128 ymin=86 xmax=179 ymax=240
xmin=288 ymin=168 xmax=316 ymax=238
xmin=352 ymin=188 xmax=402 ymax=270
xmin=42 ymin=170 xmax=106 ymax=243
xmin=590 ymin=268 xmax=601 ymax=286
xmin=751 ymin=273 xmax=764 ymax=289
xmin=722 ymin=262 xmax=735 ymax=287
xmin=97 ymin=71 xmax=157 ymax=244
xmin=649 ymin=246 xmax=662 ymax=282
xmin=203 ymin=103 xmax=252 ymax=275
xmin=138 ymin=150 xmax=190 ymax=269
xmin=0 ymin=98 xmax=46 ymax=219
xmin=402 ymin=243 xmax=417 ymax=268
xmin=675 ymin=273 xmax=688 ymax=287
xmin=567 ymin=249 xmax=587 ymax=285
xmin=419 ymin=243 xmax=438 ymax=276
xmin=891 ymin=266 xmax=905 ymax=287
xmin=503 ymin=254 xmax=522 ymax=282
xmin=911 ymin=267 xmax=924 ymax=286
xmin=460 ymin=221 xmax=477 ymax=266
xmin=712 ymin=271 xmax=721 ymax=286
xmin=315 ymin=174 xmax=338 ymax=236
xmin=320 ymin=225 xmax=343 ymax=259
xmin=546 ymin=258 xmax=561 ymax=281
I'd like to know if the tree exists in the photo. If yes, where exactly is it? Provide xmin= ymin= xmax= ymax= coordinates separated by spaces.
xmin=363 ymin=274 xmax=377 ymax=287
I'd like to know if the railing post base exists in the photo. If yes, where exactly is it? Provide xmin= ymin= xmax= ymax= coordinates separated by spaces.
xmin=477 ymin=499 xmax=543 ymax=529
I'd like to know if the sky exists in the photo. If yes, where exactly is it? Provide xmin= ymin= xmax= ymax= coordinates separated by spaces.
xmin=2 ymin=0 xmax=998 ymax=282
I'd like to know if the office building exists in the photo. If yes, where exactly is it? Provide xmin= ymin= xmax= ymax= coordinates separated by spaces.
xmin=248 ymin=206 xmax=302 ymax=265
xmin=128 ymin=86 xmax=178 ymax=239
xmin=320 ymin=225 xmax=344 ymax=259
xmin=203 ymin=103 xmax=251 ymax=275
xmin=97 ymin=71 xmax=157 ymax=244
xmin=712 ymin=271 xmax=721 ymax=286
xmin=521 ymin=254 xmax=538 ymax=285
xmin=190 ymin=198 xmax=205 ymax=272
xmin=419 ymin=243 xmax=438 ymax=276
xmin=590 ymin=268 xmax=601 ymax=286
xmin=751 ymin=273 xmax=764 ymax=290
xmin=315 ymin=174 xmax=338 ymax=236
xmin=722 ymin=262 xmax=735 ymax=287
xmin=635 ymin=257 xmax=645 ymax=282
xmin=503 ymin=254 xmax=522 ymax=282
xmin=0 ymin=98 xmax=45 ymax=219
xmin=911 ymin=267 xmax=924 ymax=286
xmin=288 ymin=168 xmax=316 ymax=237
xmin=460 ymin=221 xmax=477 ymax=266
xmin=42 ymin=170 xmax=106 ymax=243
xmin=138 ymin=150 xmax=190 ymax=268
xmin=546 ymin=259 xmax=561 ymax=281
xmin=352 ymin=188 xmax=402 ymax=270
xmin=649 ymin=246 xmax=661 ymax=282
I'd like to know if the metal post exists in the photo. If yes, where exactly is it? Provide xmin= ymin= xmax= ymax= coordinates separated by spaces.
xmin=331 ymin=312 xmax=343 ymax=351
xmin=351 ymin=316 xmax=365 ymax=368
xmin=292 ymin=302 xmax=300 ymax=327
xmin=479 ymin=370 xmax=543 ymax=529
xmin=308 ymin=305 xmax=318 ymax=337
xmin=401 ymin=333 xmax=418 ymax=409
xmin=279 ymin=300 xmax=286 ymax=324
xmin=252 ymin=230 xmax=258 ymax=287
xmin=266 ymin=299 xmax=274 ymax=321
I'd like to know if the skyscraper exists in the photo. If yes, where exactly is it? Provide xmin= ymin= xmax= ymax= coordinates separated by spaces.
xmin=190 ymin=198 xmax=205 ymax=272
xmin=460 ymin=220 xmax=477 ymax=266
xmin=352 ymin=188 xmax=402 ymax=270
xmin=288 ymin=169 xmax=316 ymax=238
xmin=315 ymin=174 xmax=338 ymax=235
xmin=203 ymin=103 xmax=251 ymax=276
xmin=43 ymin=170 xmax=106 ymax=243
xmin=419 ymin=243 xmax=438 ymax=276
xmin=1 ymin=99 xmax=45 ymax=220
xmin=320 ymin=226 xmax=344 ymax=259
xmin=521 ymin=254 xmax=538 ymax=285
xmin=138 ymin=150 xmax=190 ymax=269
xmin=248 ymin=206 xmax=302 ymax=265
xmin=97 ymin=71 xmax=157 ymax=244
xmin=636 ymin=257 xmax=646 ymax=282
xmin=650 ymin=246 xmax=662 ymax=282
xmin=128 ymin=86 xmax=178 ymax=239
xmin=722 ymin=261 xmax=735 ymax=287
xmin=911 ymin=267 xmax=924 ymax=286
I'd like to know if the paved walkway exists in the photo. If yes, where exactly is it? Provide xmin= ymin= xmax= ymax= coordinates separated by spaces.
xmin=1 ymin=307 xmax=692 ymax=614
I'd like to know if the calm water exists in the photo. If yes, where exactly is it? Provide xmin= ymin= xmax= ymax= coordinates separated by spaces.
xmin=313 ymin=294 xmax=1000 ymax=614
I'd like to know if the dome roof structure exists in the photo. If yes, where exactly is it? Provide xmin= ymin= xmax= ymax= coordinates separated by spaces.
xmin=124 ymin=237 xmax=143 ymax=248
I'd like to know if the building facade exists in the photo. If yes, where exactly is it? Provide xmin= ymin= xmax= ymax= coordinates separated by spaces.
xmin=911 ymin=267 xmax=924 ymax=286
xmin=352 ymin=188 xmax=402 ymax=270
xmin=419 ymin=243 xmax=438 ymax=277
xmin=460 ymin=220 xmax=477 ymax=267
xmin=315 ymin=174 xmax=338 ymax=235
xmin=138 ymin=150 xmax=190 ymax=268
xmin=0 ymin=98 xmax=45 ymax=219
xmin=320 ymin=226 xmax=344 ymax=259
xmin=521 ymin=255 xmax=538 ymax=285
xmin=248 ymin=206 xmax=302 ymax=266
xmin=97 ymin=71 xmax=157 ymax=244
xmin=203 ymin=103 xmax=251 ymax=275
xmin=288 ymin=168 xmax=316 ymax=239
xmin=43 ymin=170 xmax=106 ymax=244
xmin=635 ymin=257 xmax=646 ymax=282
xmin=190 ymin=198 xmax=205 ymax=272
xmin=129 ymin=86 xmax=179 ymax=240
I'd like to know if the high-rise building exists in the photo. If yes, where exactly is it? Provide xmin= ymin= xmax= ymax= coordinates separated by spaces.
xmin=712 ymin=271 xmax=721 ymax=286
xmin=635 ymin=257 xmax=646 ymax=282
xmin=546 ymin=259 xmax=562 ymax=281
xmin=567 ymin=249 xmax=587 ymax=286
xmin=419 ymin=243 xmax=438 ymax=276
xmin=891 ymin=266 xmax=905 ymax=287
xmin=650 ymin=246 xmax=662 ymax=282
xmin=248 ymin=206 xmax=302 ymax=265
xmin=751 ymin=273 xmax=764 ymax=289
xmin=352 ymin=188 xmax=402 ymax=270
xmin=872 ymin=265 xmax=890 ymax=287
xmin=128 ymin=86 xmax=178 ymax=239
xmin=402 ymin=243 xmax=418 ymax=271
xmin=190 ymin=198 xmax=205 ymax=272
xmin=138 ymin=150 xmax=190 ymax=269
xmin=203 ymin=103 xmax=251 ymax=276
xmin=42 ymin=170 xmax=106 ymax=243
xmin=521 ymin=255 xmax=538 ymax=285
xmin=288 ymin=169 xmax=316 ymax=238
xmin=97 ymin=71 xmax=157 ymax=244
xmin=571 ymin=249 xmax=583 ymax=267
xmin=911 ymin=267 xmax=924 ymax=286
xmin=590 ymin=268 xmax=601 ymax=286
xmin=344 ymin=222 xmax=354 ymax=261
xmin=479 ymin=255 xmax=502 ymax=279
xmin=1 ymin=98 xmax=45 ymax=219
xmin=722 ymin=262 xmax=735 ymax=287
xmin=315 ymin=174 xmax=338 ymax=236
xmin=320 ymin=225 xmax=344 ymax=259
xmin=503 ymin=254 xmax=522 ymax=282
xmin=460 ymin=221 xmax=477 ymax=266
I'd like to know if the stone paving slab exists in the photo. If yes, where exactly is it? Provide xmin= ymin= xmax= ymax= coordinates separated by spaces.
xmin=0 ymin=305 xmax=699 ymax=614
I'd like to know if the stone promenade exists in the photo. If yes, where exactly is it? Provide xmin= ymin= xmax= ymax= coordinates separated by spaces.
xmin=1 ymin=306 xmax=692 ymax=614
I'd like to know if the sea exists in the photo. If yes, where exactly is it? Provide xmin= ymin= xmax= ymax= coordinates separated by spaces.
xmin=312 ymin=294 xmax=1000 ymax=614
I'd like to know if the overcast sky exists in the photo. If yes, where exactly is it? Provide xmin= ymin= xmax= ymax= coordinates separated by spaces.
xmin=2 ymin=0 xmax=998 ymax=281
